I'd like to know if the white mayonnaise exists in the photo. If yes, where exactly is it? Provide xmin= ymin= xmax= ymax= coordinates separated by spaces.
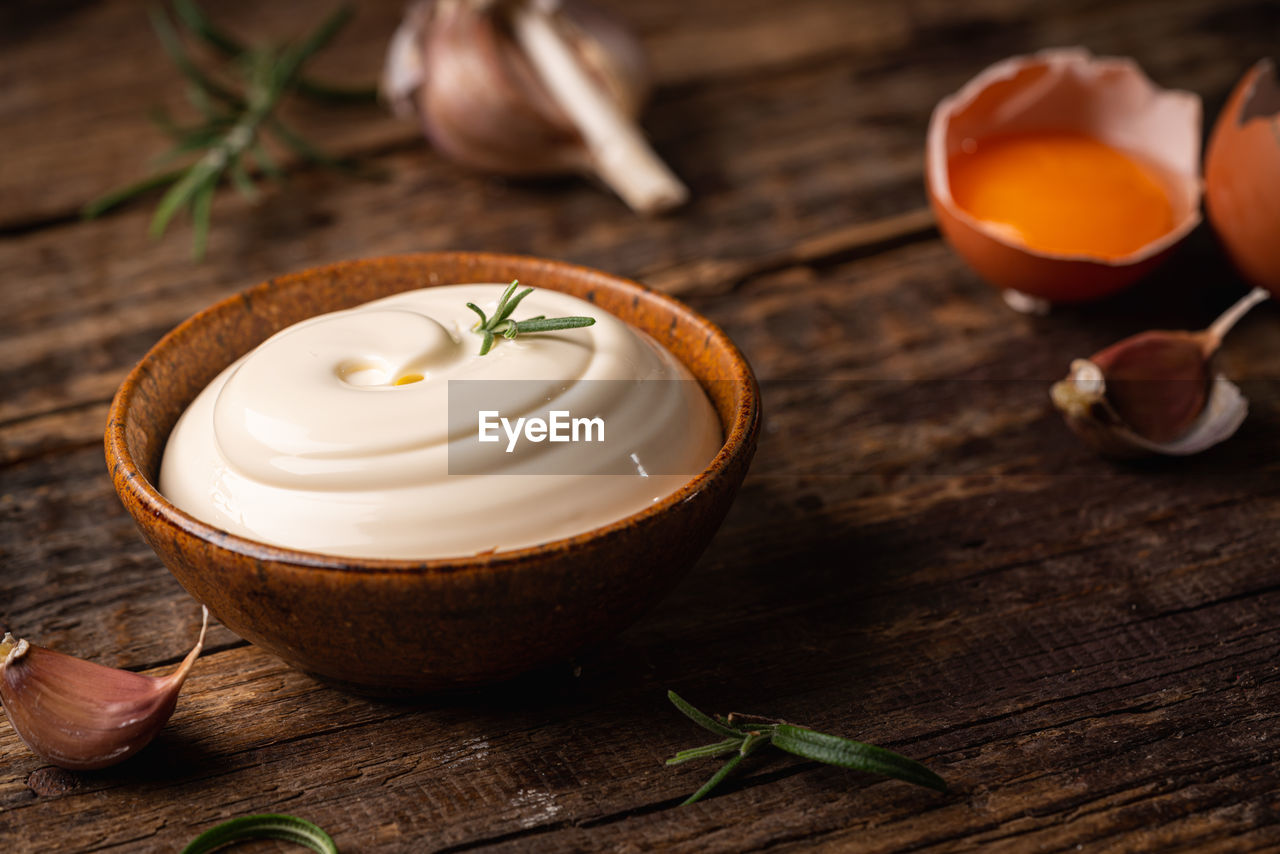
xmin=159 ymin=285 xmax=722 ymax=558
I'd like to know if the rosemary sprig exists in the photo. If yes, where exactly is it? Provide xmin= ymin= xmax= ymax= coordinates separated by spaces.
xmin=466 ymin=281 xmax=596 ymax=355
xmin=171 ymin=0 xmax=377 ymax=104
xmin=666 ymin=690 xmax=946 ymax=805
xmin=82 ymin=1 xmax=371 ymax=260
xmin=182 ymin=814 xmax=337 ymax=854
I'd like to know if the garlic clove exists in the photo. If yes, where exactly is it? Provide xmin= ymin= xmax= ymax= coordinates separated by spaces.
xmin=1086 ymin=331 xmax=1210 ymax=443
xmin=423 ymin=0 xmax=587 ymax=176
xmin=1050 ymin=287 xmax=1268 ymax=456
xmin=0 ymin=606 xmax=208 ymax=771
xmin=1051 ymin=358 xmax=1247 ymax=457
xmin=382 ymin=0 xmax=688 ymax=214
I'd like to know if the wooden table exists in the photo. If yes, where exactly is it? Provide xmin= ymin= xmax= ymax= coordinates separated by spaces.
xmin=4 ymin=1 xmax=1279 ymax=850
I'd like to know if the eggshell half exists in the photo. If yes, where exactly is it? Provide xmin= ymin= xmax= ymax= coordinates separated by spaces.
xmin=1205 ymin=60 xmax=1280 ymax=295
xmin=927 ymin=48 xmax=1203 ymax=304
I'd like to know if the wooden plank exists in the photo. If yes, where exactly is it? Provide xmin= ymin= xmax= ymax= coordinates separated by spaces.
xmin=0 ymin=56 xmax=937 ymax=423
xmin=5 ymin=223 xmax=1280 ymax=660
xmin=0 ymin=0 xmax=902 ymax=230
xmin=0 ymin=443 xmax=245 ymax=667
xmin=0 ymin=0 xmax=1264 ymax=229
xmin=4 ymin=454 xmax=1279 ymax=850
xmin=0 ymin=402 xmax=109 ymax=468
xmin=2 ymin=0 xmax=1273 ymax=426
xmin=5 ymin=0 xmax=1280 ymax=849
xmin=4 ymin=236 xmax=1280 ymax=849
xmin=0 ymin=0 xmax=403 ymax=231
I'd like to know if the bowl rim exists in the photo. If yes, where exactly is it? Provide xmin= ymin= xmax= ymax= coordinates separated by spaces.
xmin=105 ymin=252 xmax=761 ymax=574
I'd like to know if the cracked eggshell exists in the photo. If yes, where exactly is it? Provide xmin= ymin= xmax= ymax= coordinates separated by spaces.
xmin=927 ymin=48 xmax=1203 ymax=304
xmin=1205 ymin=60 xmax=1280 ymax=295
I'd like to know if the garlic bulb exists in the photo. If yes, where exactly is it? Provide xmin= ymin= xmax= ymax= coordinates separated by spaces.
xmin=0 ymin=606 xmax=208 ymax=770
xmin=382 ymin=0 xmax=689 ymax=213
xmin=1051 ymin=288 xmax=1268 ymax=456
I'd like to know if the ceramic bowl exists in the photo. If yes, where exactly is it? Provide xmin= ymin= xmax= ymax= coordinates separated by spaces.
xmin=105 ymin=253 xmax=760 ymax=693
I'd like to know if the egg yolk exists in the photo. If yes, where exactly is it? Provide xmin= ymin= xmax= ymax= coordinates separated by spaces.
xmin=948 ymin=131 xmax=1175 ymax=259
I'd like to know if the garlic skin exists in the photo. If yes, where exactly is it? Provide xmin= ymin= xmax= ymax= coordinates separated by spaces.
xmin=1050 ymin=288 xmax=1268 ymax=457
xmin=382 ymin=0 xmax=688 ymax=213
xmin=0 ymin=607 xmax=208 ymax=770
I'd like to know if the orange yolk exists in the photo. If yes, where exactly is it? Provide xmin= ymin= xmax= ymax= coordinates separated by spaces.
xmin=948 ymin=131 xmax=1175 ymax=259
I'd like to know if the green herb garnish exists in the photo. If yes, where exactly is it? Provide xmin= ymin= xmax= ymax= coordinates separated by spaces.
xmin=182 ymin=814 xmax=337 ymax=854
xmin=82 ymin=0 xmax=376 ymax=260
xmin=466 ymin=280 xmax=596 ymax=355
xmin=666 ymin=690 xmax=946 ymax=805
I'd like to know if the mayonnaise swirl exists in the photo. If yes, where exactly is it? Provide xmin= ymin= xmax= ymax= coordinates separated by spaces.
xmin=159 ymin=285 xmax=722 ymax=559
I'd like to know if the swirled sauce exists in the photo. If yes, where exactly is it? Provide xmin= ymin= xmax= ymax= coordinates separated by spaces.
xmin=159 ymin=285 xmax=722 ymax=559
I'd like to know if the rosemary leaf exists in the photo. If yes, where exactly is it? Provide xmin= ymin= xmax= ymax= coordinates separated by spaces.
xmin=739 ymin=731 xmax=770 ymax=756
xmin=665 ymin=738 xmax=743 ymax=766
xmin=511 ymin=317 xmax=597 ymax=334
xmin=681 ymin=753 xmax=746 ymax=806
xmin=82 ymin=168 xmax=188 ymax=219
xmin=229 ymin=158 xmax=259 ymax=200
xmin=494 ymin=287 xmax=535 ymax=324
xmin=181 ymin=814 xmax=337 ymax=854
xmin=149 ymin=6 xmax=242 ymax=108
xmin=666 ymin=691 xmax=946 ymax=806
xmin=84 ymin=1 xmax=371 ymax=259
xmin=171 ymin=0 xmax=241 ymax=56
xmin=465 ymin=302 xmax=489 ymax=327
xmin=153 ymin=128 xmax=230 ymax=165
xmin=770 ymin=725 xmax=947 ymax=793
xmin=191 ymin=180 xmax=215 ymax=260
xmin=173 ymin=0 xmax=376 ymax=103
xmin=150 ymin=161 xmax=218 ymax=238
xmin=494 ymin=280 xmax=521 ymax=315
xmin=666 ymin=691 xmax=745 ymax=739
xmin=494 ymin=285 xmax=529 ymax=318
xmin=468 ymin=282 xmax=595 ymax=354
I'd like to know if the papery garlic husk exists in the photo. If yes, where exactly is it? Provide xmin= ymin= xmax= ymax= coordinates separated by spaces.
xmin=382 ymin=0 xmax=689 ymax=214
xmin=0 ymin=606 xmax=208 ymax=770
xmin=1050 ymin=288 xmax=1269 ymax=457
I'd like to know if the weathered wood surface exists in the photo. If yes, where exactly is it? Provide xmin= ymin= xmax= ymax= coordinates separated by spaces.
xmin=3 ymin=0 xmax=1280 ymax=851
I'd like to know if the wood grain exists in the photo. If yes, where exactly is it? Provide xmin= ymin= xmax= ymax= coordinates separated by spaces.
xmin=1 ymin=0 xmax=1267 ymax=228
xmin=2 ymin=0 xmax=1273 ymax=427
xmin=4 ymin=0 xmax=1280 ymax=851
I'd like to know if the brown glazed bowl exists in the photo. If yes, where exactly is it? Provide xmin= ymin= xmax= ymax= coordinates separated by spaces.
xmin=105 ymin=254 xmax=760 ymax=693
